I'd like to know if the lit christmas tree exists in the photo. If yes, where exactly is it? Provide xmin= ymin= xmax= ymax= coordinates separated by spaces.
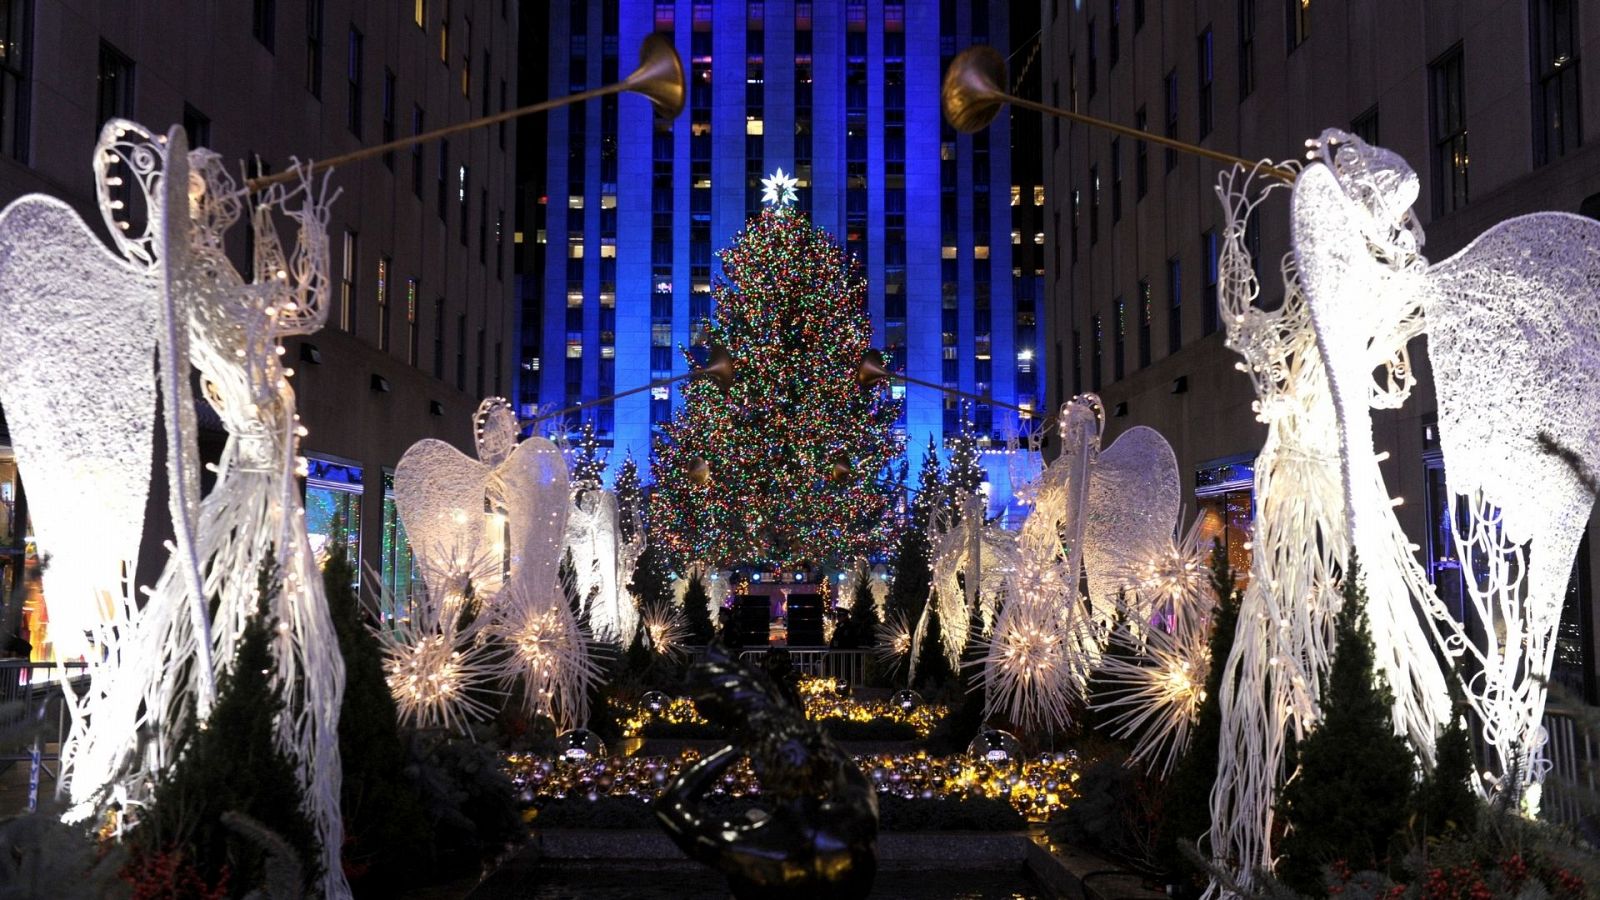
xmin=944 ymin=411 xmax=985 ymax=524
xmin=614 ymin=452 xmax=644 ymax=542
xmin=911 ymin=435 xmax=946 ymax=531
xmin=569 ymin=419 xmax=607 ymax=496
xmin=651 ymin=169 xmax=902 ymax=569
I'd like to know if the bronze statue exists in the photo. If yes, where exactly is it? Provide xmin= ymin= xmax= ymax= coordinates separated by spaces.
xmin=655 ymin=644 xmax=879 ymax=899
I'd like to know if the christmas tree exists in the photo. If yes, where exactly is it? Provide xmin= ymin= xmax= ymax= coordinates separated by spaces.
xmin=681 ymin=571 xmax=715 ymax=645
xmin=944 ymin=412 xmax=985 ymax=524
xmin=132 ymin=559 xmax=321 ymax=896
xmin=614 ymin=452 xmax=644 ymax=542
xmin=323 ymin=542 xmax=430 ymax=892
xmin=1274 ymin=556 xmax=1417 ymax=894
xmin=911 ymin=436 xmax=946 ymax=532
xmin=569 ymin=419 xmax=607 ymax=497
xmin=651 ymin=175 xmax=902 ymax=569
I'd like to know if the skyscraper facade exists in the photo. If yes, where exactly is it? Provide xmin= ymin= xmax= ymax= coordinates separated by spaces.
xmin=526 ymin=0 xmax=1044 ymax=511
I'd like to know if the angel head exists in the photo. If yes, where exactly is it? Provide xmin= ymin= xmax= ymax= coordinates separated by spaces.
xmin=1306 ymin=128 xmax=1426 ymax=260
xmin=184 ymin=149 xmax=243 ymax=248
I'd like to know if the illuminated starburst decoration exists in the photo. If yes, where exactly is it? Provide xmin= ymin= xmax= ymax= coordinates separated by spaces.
xmin=641 ymin=602 xmax=688 ymax=661
xmin=490 ymin=584 xmax=603 ymax=732
xmin=760 ymin=167 xmax=799 ymax=207
xmin=1115 ymin=517 xmax=1214 ymax=642
xmin=376 ymin=614 xmax=499 ymax=733
xmin=1092 ymin=616 xmax=1214 ymax=779
xmin=977 ymin=567 xmax=1093 ymax=733
xmin=874 ymin=609 xmax=914 ymax=677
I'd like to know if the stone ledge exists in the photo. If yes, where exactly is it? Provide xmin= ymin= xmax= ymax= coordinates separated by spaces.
xmin=472 ymin=828 xmax=1165 ymax=899
xmin=1026 ymin=835 xmax=1167 ymax=900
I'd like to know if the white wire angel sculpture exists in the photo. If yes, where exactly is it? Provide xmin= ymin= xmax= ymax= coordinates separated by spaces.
xmin=0 ymin=120 xmax=351 ymax=898
xmin=1293 ymin=128 xmax=1600 ymax=813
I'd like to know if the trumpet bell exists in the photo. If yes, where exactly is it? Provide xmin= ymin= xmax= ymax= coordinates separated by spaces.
xmin=626 ymin=33 xmax=687 ymax=119
xmin=855 ymin=349 xmax=892 ymax=389
xmin=694 ymin=345 xmax=735 ymax=392
xmin=942 ymin=46 xmax=1007 ymax=134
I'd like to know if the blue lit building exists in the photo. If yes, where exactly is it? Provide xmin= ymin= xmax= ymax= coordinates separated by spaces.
xmin=523 ymin=0 xmax=1044 ymax=511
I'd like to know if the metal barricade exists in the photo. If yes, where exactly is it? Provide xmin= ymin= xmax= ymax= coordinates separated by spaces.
xmin=735 ymin=648 xmax=870 ymax=686
xmin=1541 ymin=705 xmax=1599 ymax=828
xmin=0 ymin=660 xmax=89 ymax=812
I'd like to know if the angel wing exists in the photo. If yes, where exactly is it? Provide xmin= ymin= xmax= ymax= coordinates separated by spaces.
xmin=393 ymin=438 xmax=496 ymax=605
xmin=1424 ymin=213 xmax=1600 ymax=557
xmin=1081 ymin=426 xmax=1181 ymax=622
xmin=0 ymin=195 xmax=160 ymax=659
xmin=497 ymin=436 xmax=571 ymax=597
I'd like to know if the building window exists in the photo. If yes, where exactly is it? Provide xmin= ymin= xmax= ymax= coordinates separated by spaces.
xmin=455 ymin=312 xmax=468 ymax=391
xmin=1109 ymin=1 xmax=1119 ymax=68
xmin=346 ymin=26 xmax=363 ymax=136
xmin=339 ymin=230 xmax=357 ymax=333
xmin=1286 ymin=0 xmax=1309 ymax=51
xmin=481 ymin=51 xmax=491 ymax=116
xmin=371 ymin=70 xmax=391 ymax=170
xmin=478 ymin=189 xmax=487 ymax=263
xmin=182 ymin=104 xmax=210 ymax=149
xmin=1238 ymin=0 xmax=1255 ymax=100
xmin=305 ymin=0 xmax=322 ymax=97
xmin=439 ymin=0 xmax=451 ymax=63
xmin=475 ymin=327 xmax=485 ymax=397
xmin=1138 ymin=278 xmax=1152 ymax=368
xmin=415 ymin=0 xmax=425 ymax=28
xmin=432 ymin=297 xmax=445 ymax=380
xmin=437 ymin=137 xmax=449 ymax=219
xmin=1430 ymin=43 xmax=1468 ymax=216
xmin=1113 ymin=295 xmax=1126 ymax=380
xmin=1134 ymin=0 xmax=1145 ymax=31
xmin=376 ymin=255 xmax=390 ymax=352
xmin=1198 ymin=27 xmax=1214 ymax=139
xmin=1167 ymin=256 xmax=1181 ymax=354
xmin=458 ymin=164 xmax=469 ymax=245
xmin=406 ymin=277 xmax=419 ymax=365
xmin=499 ymin=78 xmax=508 ymax=149
xmin=0 ymin=0 xmax=30 ymax=162
xmin=1089 ymin=164 xmax=1100 ymax=245
xmin=1090 ymin=313 xmax=1103 ymax=391
xmin=1164 ymin=69 xmax=1178 ymax=171
xmin=411 ymin=106 xmax=424 ymax=197
xmin=1069 ymin=190 xmax=1080 ymax=263
xmin=253 ymin=0 xmax=276 ymax=52
xmin=1351 ymin=104 xmax=1379 ymax=145
xmin=1134 ymin=107 xmax=1148 ymax=199
xmin=1072 ymin=329 xmax=1083 ymax=395
xmin=1087 ymin=19 xmax=1097 ymax=97
xmin=97 ymin=41 xmax=135 ymax=134
xmin=495 ymin=208 xmax=505 ymax=279
xmin=1532 ymin=0 xmax=1581 ymax=165
xmin=1110 ymin=138 xmax=1122 ymax=223
xmin=1202 ymin=230 xmax=1220 ymax=335
xmin=460 ymin=17 xmax=471 ymax=97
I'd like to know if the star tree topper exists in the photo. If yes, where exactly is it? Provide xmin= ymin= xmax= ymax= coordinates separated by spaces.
xmin=761 ymin=167 xmax=799 ymax=207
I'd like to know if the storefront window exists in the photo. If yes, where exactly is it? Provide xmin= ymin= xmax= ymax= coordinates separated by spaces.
xmin=305 ymin=456 xmax=362 ymax=591
xmin=1195 ymin=457 xmax=1254 ymax=589
xmin=1423 ymin=449 xmax=1594 ymax=702
xmin=380 ymin=469 xmax=416 ymax=620
xmin=0 ymin=447 xmax=50 ymax=661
